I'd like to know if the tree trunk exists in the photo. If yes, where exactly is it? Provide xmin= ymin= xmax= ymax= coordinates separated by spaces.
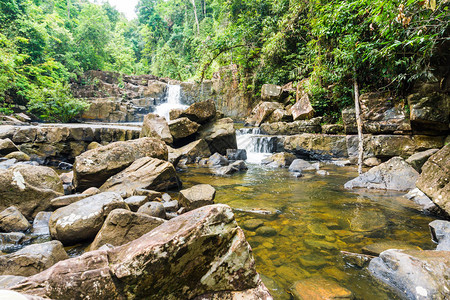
xmin=67 ymin=0 xmax=70 ymax=20
xmin=353 ymin=73 xmax=364 ymax=175
xmin=190 ymin=0 xmax=200 ymax=35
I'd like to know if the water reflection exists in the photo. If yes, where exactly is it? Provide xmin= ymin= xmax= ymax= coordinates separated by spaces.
xmin=179 ymin=163 xmax=435 ymax=299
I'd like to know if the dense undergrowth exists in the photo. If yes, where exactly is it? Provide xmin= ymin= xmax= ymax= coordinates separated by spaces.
xmin=0 ymin=0 xmax=449 ymax=121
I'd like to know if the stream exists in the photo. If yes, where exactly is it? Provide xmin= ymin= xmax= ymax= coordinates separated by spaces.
xmin=178 ymin=163 xmax=435 ymax=299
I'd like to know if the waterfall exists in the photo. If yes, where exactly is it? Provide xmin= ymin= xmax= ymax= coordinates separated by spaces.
xmin=236 ymin=128 xmax=277 ymax=164
xmin=154 ymin=84 xmax=188 ymax=120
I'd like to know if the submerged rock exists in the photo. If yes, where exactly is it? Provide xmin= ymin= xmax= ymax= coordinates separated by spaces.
xmin=99 ymin=157 xmax=180 ymax=197
xmin=179 ymin=184 xmax=216 ymax=211
xmin=73 ymin=137 xmax=168 ymax=191
xmin=11 ymin=205 xmax=262 ymax=299
xmin=89 ymin=208 xmax=165 ymax=251
xmin=290 ymin=277 xmax=353 ymax=300
xmin=0 ymin=241 xmax=68 ymax=276
xmin=0 ymin=206 xmax=30 ymax=232
xmin=0 ymin=165 xmax=64 ymax=219
xmin=344 ymin=157 xmax=419 ymax=191
xmin=416 ymin=144 xmax=450 ymax=216
xmin=49 ymin=192 xmax=128 ymax=245
xmin=369 ymin=249 xmax=450 ymax=300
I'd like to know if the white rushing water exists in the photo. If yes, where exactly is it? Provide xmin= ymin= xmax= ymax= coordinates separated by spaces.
xmin=236 ymin=128 xmax=277 ymax=164
xmin=154 ymin=84 xmax=188 ymax=121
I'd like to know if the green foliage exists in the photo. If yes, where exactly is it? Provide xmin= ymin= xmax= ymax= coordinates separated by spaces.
xmin=27 ymin=82 xmax=90 ymax=122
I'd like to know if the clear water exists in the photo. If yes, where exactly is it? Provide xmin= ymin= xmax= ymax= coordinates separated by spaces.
xmin=178 ymin=163 xmax=436 ymax=299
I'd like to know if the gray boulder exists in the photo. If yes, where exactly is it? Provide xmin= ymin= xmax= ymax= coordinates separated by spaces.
xmin=181 ymin=99 xmax=216 ymax=124
xmin=0 ymin=138 xmax=19 ymax=156
xmin=124 ymin=196 xmax=148 ymax=212
xmin=429 ymin=220 xmax=450 ymax=251
xmin=11 ymin=205 xmax=263 ymax=299
xmin=179 ymin=184 xmax=216 ymax=211
xmin=0 ymin=232 xmax=25 ymax=252
xmin=140 ymin=113 xmax=173 ymax=144
xmin=49 ymin=192 xmax=128 ymax=245
xmin=288 ymin=159 xmax=319 ymax=172
xmin=73 ymin=137 xmax=168 ymax=191
xmin=137 ymin=202 xmax=166 ymax=219
xmin=50 ymin=194 xmax=88 ymax=209
xmin=207 ymin=152 xmax=229 ymax=167
xmin=406 ymin=149 xmax=439 ymax=172
xmin=369 ymin=249 xmax=450 ymax=299
xmin=0 ymin=206 xmax=30 ymax=232
xmin=404 ymin=188 xmax=446 ymax=217
xmin=31 ymin=212 xmax=52 ymax=236
xmin=226 ymin=149 xmax=247 ymax=161
xmin=0 ymin=165 xmax=64 ymax=219
xmin=0 ymin=275 xmax=26 ymax=289
xmin=344 ymin=157 xmax=419 ymax=191
xmin=214 ymin=160 xmax=248 ymax=176
xmin=416 ymin=144 xmax=450 ymax=216
xmin=198 ymin=118 xmax=237 ymax=155
xmin=99 ymin=157 xmax=180 ymax=197
xmin=168 ymin=139 xmax=211 ymax=165
xmin=89 ymin=208 xmax=165 ymax=251
xmin=262 ymin=152 xmax=297 ymax=168
xmin=168 ymin=117 xmax=200 ymax=140
xmin=0 ymin=241 xmax=68 ymax=276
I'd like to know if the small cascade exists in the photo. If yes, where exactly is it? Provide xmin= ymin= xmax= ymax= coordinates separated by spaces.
xmin=154 ymin=84 xmax=188 ymax=120
xmin=236 ymin=128 xmax=277 ymax=163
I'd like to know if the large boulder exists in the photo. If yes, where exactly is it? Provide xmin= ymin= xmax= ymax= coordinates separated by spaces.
xmin=137 ymin=201 xmax=166 ymax=219
xmin=11 ymin=205 xmax=262 ymax=299
xmin=0 ymin=165 xmax=64 ymax=219
xmin=342 ymin=108 xmax=357 ymax=134
xmin=0 ymin=206 xmax=30 ymax=232
xmin=261 ymin=84 xmax=283 ymax=101
xmin=179 ymin=184 xmax=216 ymax=211
xmin=282 ymin=134 xmax=348 ymax=160
xmin=168 ymin=139 xmax=211 ymax=165
xmin=99 ymin=157 xmax=180 ymax=197
xmin=260 ymin=118 xmax=322 ymax=135
xmin=140 ymin=113 xmax=173 ymax=144
xmin=344 ymin=157 xmax=419 ymax=191
xmin=261 ymin=152 xmax=297 ymax=168
xmin=168 ymin=117 xmax=200 ymax=140
xmin=49 ymin=192 xmax=128 ymax=245
xmin=198 ymin=118 xmax=237 ymax=155
xmin=0 ymin=241 xmax=68 ymax=276
xmin=407 ymin=85 xmax=449 ymax=134
xmin=181 ymin=99 xmax=217 ymax=124
xmin=289 ymin=92 xmax=314 ymax=121
xmin=416 ymin=144 xmax=450 ymax=216
xmin=89 ymin=208 xmax=165 ymax=251
xmin=245 ymin=102 xmax=284 ymax=126
xmin=369 ymin=249 xmax=450 ymax=299
xmin=429 ymin=220 xmax=450 ymax=251
xmin=360 ymin=92 xmax=411 ymax=134
xmin=406 ymin=148 xmax=439 ymax=172
xmin=0 ymin=138 xmax=19 ymax=156
xmin=73 ymin=137 xmax=168 ymax=191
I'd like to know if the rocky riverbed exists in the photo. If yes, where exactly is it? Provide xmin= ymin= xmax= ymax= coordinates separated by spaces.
xmin=0 ymin=96 xmax=449 ymax=299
